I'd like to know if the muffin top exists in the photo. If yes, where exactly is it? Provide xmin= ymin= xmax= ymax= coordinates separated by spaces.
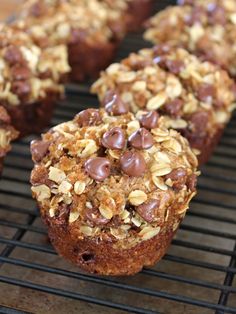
xmin=144 ymin=0 xmax=236 ymax=76
xmin=31 ymin=108 xmax=198 ymax=249
xmin=92 ymin=46 xmax=236 ymax=153
xmin=0 ymin=107 xmax=18 ymax=157
xmin=16 ymin=0 xmax=126 ymax=47
xmin=0 ymin=24 xmax=70 ymax=106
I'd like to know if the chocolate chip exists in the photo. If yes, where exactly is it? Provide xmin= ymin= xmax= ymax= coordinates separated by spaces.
xmin=104 ymin=91 xmax=129 ymax=115
xmin=153 ymin=44 xmax=171 ymax=56
xmin=136 ymin=199 xmax=160 ymax=223
xmin=102 ymin=127 xmax=126 ymax=150
xmin=189 ymin=111 xmax=210 ymax=135
xmin=165 ymin=168 xmax=188 ymax=190
xmin=31 ymin=140 xmax=50 ymax=163
xmin=186 ymin=173 xmax=197 ymax=191
xmin=164 ymin=98 xmax=184 ymax=118
xmin=11 ymin=65 xmax=31 ymax=81
xmin=81 ymin=253 xmax=95 ymax=263
xmin=120 ymin=151 xmax=146 ymax=177
xmin=177 ymin=0 xmax=194 ymax=5
xmin=129 ymin=128 xmax=154 ymax=150
xmin=11 ymin=81 xmax=31 ymax=99
xmin=197 ymin=83 xmax=215 ymax=103
xmin=75 ymin=109 xmax=102 ymax=127
xmin=85 ymin=207 xmax=110 ymax=227
xmin=207 ymin=3 xmax=226 ymax=25
xmin=139 ymin=111 xmax=159 ymax=129
xmin=29 ymin=2 xmax=45 ymax=17
xmin=165 ymin=59 xmax=185 ymax=74
xmin=4 ymin=46 xmax=23 ymax=65
xmin=85 ymin=157 xmax=111 ymax=181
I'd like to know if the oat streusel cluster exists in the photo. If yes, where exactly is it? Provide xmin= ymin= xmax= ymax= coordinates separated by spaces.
xmin=0 ymin=24 xmax=70 ymax=107
xmin=31 ymin=108 xmax=198 ymax=248
xmin=92 ymin=46 xmax=236 ymax=163
xmin=17 ymin=0 xmax=126 ymax=46
xmin=144 ymin=0 xmax=236 ymax=77
xmin=0 ymin=106 xmax=18 ymax=159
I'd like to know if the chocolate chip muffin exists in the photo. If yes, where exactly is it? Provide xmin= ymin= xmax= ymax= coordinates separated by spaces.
xmin=104 ymin=0 xmax=154 ymax=32
xmin=17 ymin=0 xmax=126 ymax=82
xmin=0 ymin=106 xmax=19 ymax=175
xmin=144 ymin=0 xmax=236 ymax=78
xmin=0 ymin=23 xmax=70 ymax=137
xmin=92 ymin=46 xmax=236 ymax=165
xmin=31 ymin=108 xmax=198 ymax=276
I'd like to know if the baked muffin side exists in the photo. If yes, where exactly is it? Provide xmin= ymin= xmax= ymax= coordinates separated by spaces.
xmin=31 ymin=108 xmax=198 ymax=275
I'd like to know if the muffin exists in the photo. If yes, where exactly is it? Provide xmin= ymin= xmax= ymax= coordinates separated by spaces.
xmin=144 ymin=0 xmax=236 ymax=78
xmin=31 ymin=108 xmax=198 ymax=276
xmin=0 ymin=24 xmax=70 ymax=137
xmin=104 ymin=0 xmax=154 ymax=32
xmin=0 ymin=106 xmax=19 ymax=175
xmin=92 ymin=46 xmax=236 ymax=165
xmin=16 ymin=0 xmax=126 ymax=82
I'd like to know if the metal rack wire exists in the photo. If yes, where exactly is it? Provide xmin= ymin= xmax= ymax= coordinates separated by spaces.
xmin=0 ymin=1 xmax=236 ymax=313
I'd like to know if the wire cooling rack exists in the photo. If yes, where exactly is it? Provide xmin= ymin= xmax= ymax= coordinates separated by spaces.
xmin=0 ymin=1 xmax=236 ymax=313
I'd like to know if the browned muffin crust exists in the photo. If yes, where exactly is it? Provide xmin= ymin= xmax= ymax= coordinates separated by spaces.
xmin=92 ymin=46 xmax=236 ymax=165
xmin=144 ymin=0 xmax=236 ymax=78
xmin=31 ymin=108 xmax=198 ymax=275
xmin=16 ymin=0 xmax=126 ymax=82
xmin=0 ymin=106 xmax=19 ymax=175
xmin=0 ymin=24 xmax=69 ymax=137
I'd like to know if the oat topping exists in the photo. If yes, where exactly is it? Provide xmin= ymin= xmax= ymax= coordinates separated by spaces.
xmin=31 ymin=108 xmax=198 ymax=248
xmin=16 ymin=0 xmax=126 ymax=47
xmin=0 ymin=106 xmax=18 ymax=157
xmin=91 ymin=46 xmax=236 ymax=155
xmin=0 ymin=24 xmax=70 ymax=106
xmin=144 ymin=0 xmax=236 ymax=77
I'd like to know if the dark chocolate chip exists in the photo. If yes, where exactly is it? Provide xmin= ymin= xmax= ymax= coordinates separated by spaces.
xmin=76 ymin=109 xmax=102 ymax=127
xmin=164 ymin=98 xmax=184 ymax=118
xmin=177 ymin=0 xmax=194 ymax=5
xmin=104 ymin=91 xmax=129 ymax=116
xmin=207 ymin=3 xmax=226 ymax=25
xmin=136 ymin=199 xmax=160 ymax=223
xmin=186 ymin=173 xmax=197 ymax=191
xmin=101 ymin=127 xmax=126 ymax=150
xmin=196 ymin=83 xmax=215 ymax=103
xmin=165 ymin=167 xmax=188 ymax=190
xmin=120 ymin=151 xmax=146 ymax=177
xmin=11 ymin=65 xmax=31 ymax=81
xmin=4 ymin=46 xmax=23 ymax=65
xmin=139 ymin=111 xmax=159 ymax=129
xmin=189 ymin=110 xmax=209 ymax=135
xmin=85 ymin=157 xmax=111 ymax=181
xmin=29 ymin=2 xmax=45 ymax=17
xmin=165 ymin=59 xmax=185 ymax=74
xmin=31 ymin=140 xmax=50 ymax=163
xmin=11 ymin=81 xmax=31 ymax=99
xmin=129 ymin=128 xmax=154 ymax=150
xmin=85 ymin=207 xmax=110 ymax=227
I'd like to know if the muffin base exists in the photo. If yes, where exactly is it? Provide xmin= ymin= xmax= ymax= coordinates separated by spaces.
xmin=3 ymin=91 xmax=60 ymax=138
xmin=126 ymin=0 xmax=154 ymax=32
xmin=68 ymin=39 xmax=120 ymax=82
xmin=183 ymin=128 xmax=224 ymax=166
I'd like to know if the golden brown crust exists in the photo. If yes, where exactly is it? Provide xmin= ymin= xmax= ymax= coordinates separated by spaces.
xmin=31 ymin=108 xmax=198 ymax=275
